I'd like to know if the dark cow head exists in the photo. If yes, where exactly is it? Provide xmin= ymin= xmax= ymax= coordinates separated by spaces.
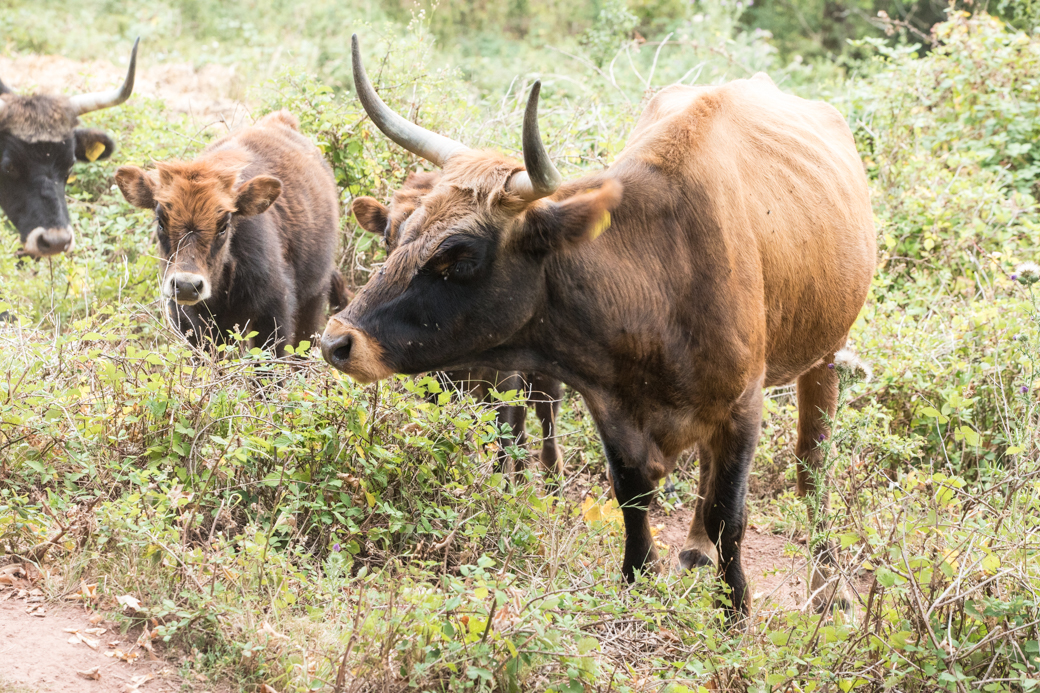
xmin=0 ymin=39 xmax=138 ymax=258
xmin=321 ymin=36 xmax=621 ymax=383
xmin=114 ymin=152 xmax=282 ymax=305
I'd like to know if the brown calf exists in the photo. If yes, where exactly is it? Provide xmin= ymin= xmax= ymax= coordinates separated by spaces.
xmin=324 ymin=36 xmax=876 ymax=618
xmin=353 ymin=172 xmax=562 ymax=477
xmin=116 ymin=111 xmax=345 ymax=354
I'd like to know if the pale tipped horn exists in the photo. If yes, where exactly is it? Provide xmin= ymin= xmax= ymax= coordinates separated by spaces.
xmin=352 ymin=34 xmax=467 ymax=167
xmin=0 ymin=78 xmax=9 ymax=115
xmin=507 ymin=81 xmax=562 ymax=201
xmin=68 ymin=37 xmax=139 ymax=116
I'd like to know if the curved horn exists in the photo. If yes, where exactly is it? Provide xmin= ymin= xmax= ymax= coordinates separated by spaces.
xmin=0 ymin=78 xmax=9 ymax=115
xmin=352 ymin=34 xmax=467 ymax=167
xmin=507 ymin=81 xmax=562 ymax=201
xmin=68 ymin=37 xmax=139 ymax=116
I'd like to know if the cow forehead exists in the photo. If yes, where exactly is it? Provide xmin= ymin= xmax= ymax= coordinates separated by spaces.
xmin=0 ymin=94 xmax=77 ymax=143
xmin=153 ymin=157 xmax=245 ymax=232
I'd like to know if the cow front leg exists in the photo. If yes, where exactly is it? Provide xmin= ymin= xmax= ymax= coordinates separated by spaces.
xmin=252 ymin=306 xmax=294 ymax=357
xmin=531 ymin=373 xmax=563 ymax=482
xmin=796 ymin=357 xmax=854 ymax=615
xmin=679 ymin=380 xmax=763 ymax=618
xmin=601 ymin=428 xmax=661 ymax=582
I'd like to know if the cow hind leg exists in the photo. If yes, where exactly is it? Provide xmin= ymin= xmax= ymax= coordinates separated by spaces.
xmin=796 ymin=357 xmax=855 ymax=615
xmin=490 ymin=372 xmax=528 ymax=476
xmin=678 ymin=380 xmax=763 ymax=620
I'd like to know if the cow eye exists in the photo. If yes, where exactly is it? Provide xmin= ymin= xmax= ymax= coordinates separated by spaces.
xmin=450 ymin=260 xmax=478 ymax=280
xmin=218 ymin=214 xmax=232 ymax=235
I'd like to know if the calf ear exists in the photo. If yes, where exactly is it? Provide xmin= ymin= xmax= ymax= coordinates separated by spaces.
xmin=114 ymin=166 xmax=158 ymax=209
xmin=74 ymin=129 xmax=116 ymax=162
xmin=520 ymin=179 xmax=623 ymax=254
xmin=235 ymin=176 xmax=282 ymax=217
xmin=351 ymin=197 xmax=389 ymax=235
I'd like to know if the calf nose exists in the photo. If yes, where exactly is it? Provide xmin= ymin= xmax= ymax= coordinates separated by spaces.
xmin=170 ymin=274 xmax=207 ymax=304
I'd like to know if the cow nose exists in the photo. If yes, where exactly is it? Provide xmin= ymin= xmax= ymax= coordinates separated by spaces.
xmin=320 ymin=319 xmax=393 ymax=383
xmin=25 ymin=227 xmax=74 ymax=257
xmin=321 ymin=326 xmax=354 ymax=370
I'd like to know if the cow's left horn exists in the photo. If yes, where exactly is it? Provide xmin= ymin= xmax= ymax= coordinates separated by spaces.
xmin=68 ymin=37 xmax=139 ymax=116
xmin=508 ymin=81 xmax=562 ymax=201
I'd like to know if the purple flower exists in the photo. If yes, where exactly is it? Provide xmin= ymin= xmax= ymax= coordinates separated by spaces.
xmin=827 ymin=363 xmax=835 ymax=369
xmin=1022 ymin=385 xmax=1029 ymax=394
xmin=333 ymin=543 xmax=341 ymax=552
xmin=1012 ymin=275 xmax=1019 ymax=281
xmin=817 ymin=433 xmax=826 ymax=441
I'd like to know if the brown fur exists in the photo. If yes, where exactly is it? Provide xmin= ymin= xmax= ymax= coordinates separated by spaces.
xmin=325 ymin=75 xmax=876 ymax=617
xmin=0 ymin=94 xmax=79 ymax=143
xmin=117 ymin=110 xmax=342 ymax=353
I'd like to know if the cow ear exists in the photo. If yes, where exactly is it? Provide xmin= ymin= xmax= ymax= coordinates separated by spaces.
xmin=351 ymin=197 xmax=389 ymax=235
xmin=520 ymin=179 xmax=622 ymax=254
xmin=74 ymin=129 xmax=115 ymax=163
xmin=234 ymin=176 xmax=282 ymax=217
xmin=114 ymin=166 xmax=158 ymax=209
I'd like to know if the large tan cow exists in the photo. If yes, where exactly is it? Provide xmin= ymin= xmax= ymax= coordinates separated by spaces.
xmin=323 ymin=35 xmax=875 ymax=617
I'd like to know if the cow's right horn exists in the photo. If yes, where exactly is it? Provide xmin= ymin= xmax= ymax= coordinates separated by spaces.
xmin=68 ymin=37 xmax=139 ymax=116
xmin=351 ymin=34 xmax=468 ymax=168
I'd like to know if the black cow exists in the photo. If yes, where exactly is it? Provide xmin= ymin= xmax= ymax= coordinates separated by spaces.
xmin=0 ymin=39 xmax=138 ymax=257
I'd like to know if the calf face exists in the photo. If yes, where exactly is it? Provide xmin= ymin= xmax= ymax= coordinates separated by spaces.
xmin=0 ymin=39 xmax=137 ymax=257
xmin=115 ymin=158 xmax=282 ymax=305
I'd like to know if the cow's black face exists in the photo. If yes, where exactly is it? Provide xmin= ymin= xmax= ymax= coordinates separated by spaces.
xmin=0 ymin=128 xmax=114 ymax=257
xmin=322 ymin=150 xmax=622 ymax=383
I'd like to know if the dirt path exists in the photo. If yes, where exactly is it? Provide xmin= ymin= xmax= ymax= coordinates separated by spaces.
xmin=652 ymin=506 xmax=810 ymax=611
xmin=0 ymin=587 xmax=198 ymax=693
xmin=0 ymin=52 xmax=252 ymax=131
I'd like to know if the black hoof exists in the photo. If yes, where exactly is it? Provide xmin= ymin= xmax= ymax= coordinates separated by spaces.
xmin=677 ymin=548 xmax=714 ymax=572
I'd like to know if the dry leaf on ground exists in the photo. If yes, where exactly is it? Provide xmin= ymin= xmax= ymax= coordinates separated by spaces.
xmin=116 ymin=594 xmax=142 ymax=611
xmin=77 ymin=666 xmax=102 ymax=680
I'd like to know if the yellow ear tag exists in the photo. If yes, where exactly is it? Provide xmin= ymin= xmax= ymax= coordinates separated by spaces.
xmin=66 ymin=173 xmax=77 ymax=184
xmin=85 ymin=141 xmax=106 ymax=162
xmin=589 ymin=210 xmax=611 ymax=241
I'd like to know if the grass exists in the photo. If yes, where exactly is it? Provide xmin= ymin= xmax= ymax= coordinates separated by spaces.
xmin=2 ymin=5 xmax=1040 ymax=693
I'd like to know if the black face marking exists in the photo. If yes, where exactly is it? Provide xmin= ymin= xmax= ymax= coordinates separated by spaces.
xmin=0 ymin=132 xmax=77 ymax=244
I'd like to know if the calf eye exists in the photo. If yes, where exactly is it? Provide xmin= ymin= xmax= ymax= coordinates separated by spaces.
xmin=218 ymin=213 xmax=232 ymax=235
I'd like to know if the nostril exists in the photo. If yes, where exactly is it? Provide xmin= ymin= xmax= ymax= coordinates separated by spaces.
xmin=36 ymin=236 xmax=52 ymax=252
xmin=332 ymin=334 xmax=354 ymax=364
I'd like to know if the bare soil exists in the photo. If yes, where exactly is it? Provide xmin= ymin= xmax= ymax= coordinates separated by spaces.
xmin=0 ymin=588 xmax=200 ymax=693
xmin=0 ymin=52 xmax=253 ymax=132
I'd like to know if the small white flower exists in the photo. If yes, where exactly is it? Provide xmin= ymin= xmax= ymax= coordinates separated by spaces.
xmin=1014 ymin=261 xmax=1040 ymax=286
xmin=833 ymin=349 xmax=872 ymax=382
